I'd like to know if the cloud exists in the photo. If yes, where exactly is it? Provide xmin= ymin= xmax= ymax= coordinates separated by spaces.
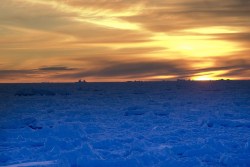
xmin=212 ymin=56 xmax=250 ymax=78
xmin=122 ymin=0 xmax=250 ymax=33
xmin=0 ymin=0 xmax=249 ymax=82
xmin=38 ymin=66 xmax=77 ymax=71
xmin=1 ymin=55 xmax=249 ymax=82
xmin=62 ymin=0 xmax=143 ymax=10
xmin=0 ymin=70 xmax=36 ymax=81
xmin=0 ymin=69 xmax=32 ymax=75
xmin=214 ymin=33 xmax=250 ymax=47
xmin=51 ymin=55 xmax=250 ymax=80
xmin=51 ymin=59 xmax=193 ymax=80
xmin=187 ymin=55 xmax=250 ymax=79
xmin=0 ymin=1 xmax=73 ymax=30
xmin=0 ymin=65 xmax=77 ymax=80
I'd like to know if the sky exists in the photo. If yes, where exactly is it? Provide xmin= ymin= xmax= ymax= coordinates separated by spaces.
xmin=0 ymin=0 xmax=250 ymax=82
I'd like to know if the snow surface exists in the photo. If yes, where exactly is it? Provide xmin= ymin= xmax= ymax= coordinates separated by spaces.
xmin=0 ymin=81 xmax=249 ymax=167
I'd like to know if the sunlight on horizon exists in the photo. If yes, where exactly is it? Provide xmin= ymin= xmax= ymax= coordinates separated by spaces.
xmin=193 ymin=75 xmax=214 ymax=81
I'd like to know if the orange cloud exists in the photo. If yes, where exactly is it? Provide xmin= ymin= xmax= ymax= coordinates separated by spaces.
xmin=0 ymin=0 xmax=249 ymax=82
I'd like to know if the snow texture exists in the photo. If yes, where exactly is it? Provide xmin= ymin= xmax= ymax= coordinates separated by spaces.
xmin=0 ymin=81 xmax=250 ymax=167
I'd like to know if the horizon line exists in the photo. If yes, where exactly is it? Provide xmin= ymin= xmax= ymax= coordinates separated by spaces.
xmin=1 ymin=79 xmax=250 ymax=84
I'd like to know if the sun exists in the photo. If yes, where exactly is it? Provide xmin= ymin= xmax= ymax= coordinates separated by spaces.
xmin=193 ymin=75 xmax=213 ymax=81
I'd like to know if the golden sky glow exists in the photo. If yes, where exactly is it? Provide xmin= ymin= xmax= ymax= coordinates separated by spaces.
xmin=0 ymin=0 xmax=249 ymax=82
